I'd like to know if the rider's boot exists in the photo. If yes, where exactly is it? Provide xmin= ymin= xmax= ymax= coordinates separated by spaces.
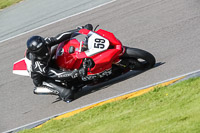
xmin=34 ymin=81 xmax=74 ymax=102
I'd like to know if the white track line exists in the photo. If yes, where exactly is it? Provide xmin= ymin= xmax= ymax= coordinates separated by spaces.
xmin=0 ymin=0 xmax=117 ymax=44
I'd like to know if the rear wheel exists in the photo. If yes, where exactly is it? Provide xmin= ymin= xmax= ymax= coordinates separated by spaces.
xmin=120 ymin=47 xmax=156 ymax=70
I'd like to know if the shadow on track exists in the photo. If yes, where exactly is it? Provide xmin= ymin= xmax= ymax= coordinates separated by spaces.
xmin=51 ymin=62 xmax=165 ymax=103
xmin=74 ymin=62 xmax=165 ymax=100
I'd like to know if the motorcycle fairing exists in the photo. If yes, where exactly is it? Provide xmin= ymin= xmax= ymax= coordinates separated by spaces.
xmin=56 ymin=29 xmax=123 ymax=75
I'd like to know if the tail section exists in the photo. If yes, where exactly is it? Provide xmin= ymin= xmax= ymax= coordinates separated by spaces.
xmin=13 ymin=58 xmax=29 ymax=76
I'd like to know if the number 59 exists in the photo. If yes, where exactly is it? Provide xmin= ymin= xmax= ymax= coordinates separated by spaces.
xmin=94 ymin=38 xmax=105 ymax=49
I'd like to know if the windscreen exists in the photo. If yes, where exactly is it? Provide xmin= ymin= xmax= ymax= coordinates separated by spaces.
xmin=70 ymin=32 xmax=89 ymax=52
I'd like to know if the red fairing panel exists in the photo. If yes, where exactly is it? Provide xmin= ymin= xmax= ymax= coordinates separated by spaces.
xmin=88 ymin=49 xmax=121 ymax=75
xmin=96 ymin=29 xmax=122 ymax=47
xmin=13 ymin=58 xmax=29 ymax=76
xmin=56 ymin=40 xmax=83 ymax=70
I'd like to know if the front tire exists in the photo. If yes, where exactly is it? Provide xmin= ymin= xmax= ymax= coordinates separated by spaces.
xmin=120 ymin=47 xmax=156 ymax=70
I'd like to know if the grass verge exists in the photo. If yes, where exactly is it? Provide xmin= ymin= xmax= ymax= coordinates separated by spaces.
xmin=0 ymin=0 xmax=23 ymax=10
xmin=20 ymin=77 xmax=200 ymax=133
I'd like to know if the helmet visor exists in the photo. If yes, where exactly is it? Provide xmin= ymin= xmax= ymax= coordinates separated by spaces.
xmin=33 ymin=44 xmax=50 ymax=61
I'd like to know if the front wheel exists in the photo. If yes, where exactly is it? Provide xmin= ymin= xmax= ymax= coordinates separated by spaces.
xmin=120 ymin=47 xmax=156 ymax=70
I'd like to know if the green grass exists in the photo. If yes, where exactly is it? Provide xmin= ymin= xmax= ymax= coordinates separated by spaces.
xmin=0 ymin=0 xmax=23 ymax=9
xmin=20 ymin=77 xmax=200 ymax=133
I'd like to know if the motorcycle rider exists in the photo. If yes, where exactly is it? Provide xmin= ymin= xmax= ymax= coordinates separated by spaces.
xmin=26 ymin=24 xmax=93 ymax=102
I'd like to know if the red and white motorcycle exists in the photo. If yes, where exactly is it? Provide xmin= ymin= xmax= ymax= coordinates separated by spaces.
xmin=13 ymin=26 xmax=155 ymax=99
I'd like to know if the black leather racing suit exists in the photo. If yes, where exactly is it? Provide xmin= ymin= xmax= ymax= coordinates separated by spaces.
xmin=29 ymin=28 xmax=83 ymax=87
xmin=27 ymin=24 xmax=93 ymax=101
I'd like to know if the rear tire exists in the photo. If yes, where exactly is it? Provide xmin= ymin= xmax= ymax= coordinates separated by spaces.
xmin=120 ymin=47 xmax=156 ymax=70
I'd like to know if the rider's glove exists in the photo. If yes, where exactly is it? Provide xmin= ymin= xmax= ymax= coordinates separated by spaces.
xmin=78 ymin=67 xmax=87 ymax=77
xmin=70 ymin=69 xmax=79 ymax=78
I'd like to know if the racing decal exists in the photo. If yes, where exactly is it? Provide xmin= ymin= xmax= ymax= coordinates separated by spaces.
xmin=50 ymin=70 xmax=78 ymax=79
xmin=82 ymin=69 xmax=112 ymax=81
xmin=94 ymin=38 xmax=106 ymax=49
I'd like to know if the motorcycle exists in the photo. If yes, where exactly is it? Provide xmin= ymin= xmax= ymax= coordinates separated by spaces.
xmin=13 ymin=26 xmax=156 ymax=101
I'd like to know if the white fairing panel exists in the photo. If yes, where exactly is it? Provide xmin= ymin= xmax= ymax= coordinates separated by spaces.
xmin=13 ymin=70 xmax=29 ymax=76
xmin=85 ymin=32 xmax=109 ymax=57
xmin=25 ymin=57 xmax=32 ymax=76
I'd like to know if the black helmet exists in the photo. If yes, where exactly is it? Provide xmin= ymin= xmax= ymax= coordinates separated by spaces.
xmin=27 ymin=36 xmax=50 ymax=60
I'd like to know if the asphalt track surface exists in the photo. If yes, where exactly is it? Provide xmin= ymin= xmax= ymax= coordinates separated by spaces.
xmin=1 ymin=0 xmax=200 ymax=132
xmin=0 ymin=0 xmax=111 ymax=42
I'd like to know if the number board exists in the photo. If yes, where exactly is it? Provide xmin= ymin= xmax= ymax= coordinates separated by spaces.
xmin=86 ymin=32 xmax=109 ymax=57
